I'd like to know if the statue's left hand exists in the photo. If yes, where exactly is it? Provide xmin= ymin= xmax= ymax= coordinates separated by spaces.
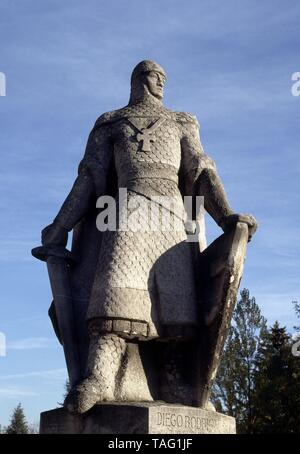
xmin=41 ymin=222 xmax=68 ymax=247
xmin=223 ymin=213 xmax=258 ymax=241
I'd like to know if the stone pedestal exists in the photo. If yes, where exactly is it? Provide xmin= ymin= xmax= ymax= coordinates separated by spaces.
xmin=40 ymin=402 xmax=236 ymax=434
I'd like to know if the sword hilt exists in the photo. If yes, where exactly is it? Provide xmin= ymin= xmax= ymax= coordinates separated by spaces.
xmin=31 ymin=245 xmax=77 ymax=264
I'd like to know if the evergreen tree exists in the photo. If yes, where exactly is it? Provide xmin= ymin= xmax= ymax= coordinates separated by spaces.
xmin=293 ymin=300 xmax=300 ymax=331
xmin=58 ymin=379 xmax=71 ymax=406
xmin=5 ymin=403 xmax=28 ymax=434
xmin=212 ymin=288 xmax=267 ymax=433
xmin=253 ymin=321 xmax=300 ymax=433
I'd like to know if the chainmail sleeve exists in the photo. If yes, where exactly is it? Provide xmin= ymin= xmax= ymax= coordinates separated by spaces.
xmin=179 ymin=113 xmax=216 ymax=196
xmin=54 ymin=119 xmax=114 ymax=231
xmin=179 ymin=113 xmax=233 ymax=229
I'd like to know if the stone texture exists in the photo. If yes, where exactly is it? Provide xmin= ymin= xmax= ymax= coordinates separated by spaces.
xmin=33 ymin=59 xmax=257 ymax=420
xmin=40 ymin=403 xmax=236 ymax=434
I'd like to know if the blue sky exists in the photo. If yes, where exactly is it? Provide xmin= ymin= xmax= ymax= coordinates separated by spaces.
xmin=0 ymin=0 xmax=299 ymax=427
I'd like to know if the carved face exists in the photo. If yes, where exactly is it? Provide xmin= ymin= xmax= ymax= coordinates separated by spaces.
xmin=143 ymin=70 xmax=166 ymax=100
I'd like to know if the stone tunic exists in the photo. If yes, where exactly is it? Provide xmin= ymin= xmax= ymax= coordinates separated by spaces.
xmin=77 ymin=99 xmax=216 ymax=339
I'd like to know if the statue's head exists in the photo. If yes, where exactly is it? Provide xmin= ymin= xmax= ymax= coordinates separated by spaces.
xmin=129 ymin=60 xmax=167 ymax=104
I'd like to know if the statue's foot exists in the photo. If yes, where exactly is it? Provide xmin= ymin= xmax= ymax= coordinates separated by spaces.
xmin=64 ymin=375 xmax=102 ymax=414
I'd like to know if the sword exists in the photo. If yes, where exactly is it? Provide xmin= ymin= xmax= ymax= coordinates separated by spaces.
xmin=31 ymin=245 xmax=81 ymax=387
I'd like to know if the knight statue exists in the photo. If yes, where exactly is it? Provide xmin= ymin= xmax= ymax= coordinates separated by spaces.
xmin=32 ymin=60 xmax=257 ymax=417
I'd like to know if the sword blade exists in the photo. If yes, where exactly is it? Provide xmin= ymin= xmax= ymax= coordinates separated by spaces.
xmin=46 ymin=256 xmax=81 ymax=387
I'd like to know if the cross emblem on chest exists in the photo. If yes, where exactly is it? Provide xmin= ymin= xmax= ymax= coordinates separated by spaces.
xmin=136 ymin=129 xmax=155 ymax=152
xmin=127 ymin=117 xmax=166 ymax=152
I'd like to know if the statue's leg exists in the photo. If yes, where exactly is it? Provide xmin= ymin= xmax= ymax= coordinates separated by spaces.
xmin=160 ymin=339 xmax=197 ymax=406
xmin=64 ymin=333 xmax=126 ymax=414
xmin=160 ymin=338 xmax=216 ymax=410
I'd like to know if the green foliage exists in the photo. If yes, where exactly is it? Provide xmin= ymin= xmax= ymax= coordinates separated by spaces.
xmin=253 ymin=322 xmax=300 ymax=433
xmin=58 ymin=379 xmax=71 ymax=406
xmin=212 ymin=291 xmax=300 ymax=433
xmin=293 ymin=301 xmax=300 ymax=331
xmin=212 ymin=288 xmax=267 ymax=433
xmin=5 ymin=403 xmax=29 ymax=434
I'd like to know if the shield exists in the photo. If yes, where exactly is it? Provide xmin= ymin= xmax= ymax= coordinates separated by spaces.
xmin=196 ymin=221 xmax=249 ymax=407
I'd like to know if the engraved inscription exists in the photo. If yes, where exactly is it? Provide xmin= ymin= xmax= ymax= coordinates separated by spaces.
xmin=156 ymin=411 xmax=217 ymax=432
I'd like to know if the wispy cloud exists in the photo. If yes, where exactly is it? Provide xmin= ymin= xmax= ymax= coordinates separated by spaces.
xmin=253 ymin=291 xmax=298 ymax=326
xmin=0 ymin=387 xmax=38 ymax=397
xmin=0 ymin=368 xmax=67 ymax=381
xmin=0 ymin=240 xmax=36 ymax=263
xmin=7 ymin=337 xmax=56 ymax=350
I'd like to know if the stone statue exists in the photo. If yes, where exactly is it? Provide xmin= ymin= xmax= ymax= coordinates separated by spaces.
xmin=32 ymin=60 xmax=257 ymax=429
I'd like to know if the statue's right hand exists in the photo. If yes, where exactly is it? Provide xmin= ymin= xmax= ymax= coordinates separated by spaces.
xmin=41 ymin=222 xmax=68 ymax=247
